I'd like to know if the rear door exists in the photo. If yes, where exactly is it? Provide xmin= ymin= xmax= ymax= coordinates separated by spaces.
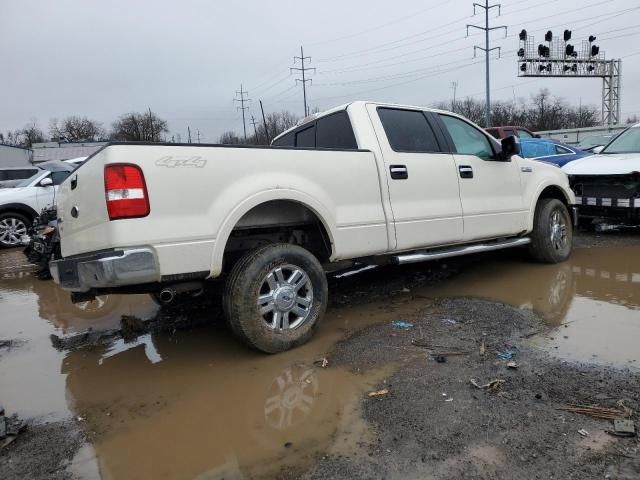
xmin=435 ymin=113 xmax=526 ymax=241
xmin=367 ymin=105 xmax=463 ymax=251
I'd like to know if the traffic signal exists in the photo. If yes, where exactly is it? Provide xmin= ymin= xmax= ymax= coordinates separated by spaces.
xmin=538 ymin=65 xmax=547 ymax=72
xmin=519 ymin=29 xmax=527 ymax=41
xmin=545 ymin=30 xmax=553 ymax=42
xmin=538 ymin=44 xmax=550 ymax=57
xmin=565 ymin=44 xmax=576 ymax=57
xmin=587 ymin=64 xmax=595 ymax=72
xmin=563 ymin=64 xmax=578 ymax=73
xmin=589 ymin=35 xmax=597 ymax=43
xmin=520 ymin=63 xmax=527 ymax=72
xmin=518 ymin=47 xmax=525 ymax=57
xmin=564 ymin=29 xmax=572 ymax=42
xmin=591 ymin=45 xmax=600 ymax=56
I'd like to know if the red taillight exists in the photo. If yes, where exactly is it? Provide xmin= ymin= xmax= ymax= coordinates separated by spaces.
xmin=104 ymin=164 xmax=150 ymax=220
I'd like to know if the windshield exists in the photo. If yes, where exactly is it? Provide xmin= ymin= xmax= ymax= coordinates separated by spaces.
xmin=578 ymin=134 xmax=612 ymax=147
xmin=601 ymin=127 xmax=640 ymax=154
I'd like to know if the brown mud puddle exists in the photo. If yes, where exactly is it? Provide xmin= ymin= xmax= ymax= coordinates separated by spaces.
xmin=1 ymin=244 xmax=639 ymax=478
xmin=425 ymin=245 xmax=640 ymax=367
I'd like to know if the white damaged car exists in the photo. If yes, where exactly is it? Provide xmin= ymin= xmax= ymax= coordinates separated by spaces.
xmin=563 ymin=123 xmax=640 ymax=228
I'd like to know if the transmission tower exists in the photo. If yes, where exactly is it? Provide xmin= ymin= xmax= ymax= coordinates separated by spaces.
xmin=291 ymin=46 xmax=315 ymax=117
xmin=234 ymin=84 xmax=250 ymax=141
xmin=467 ymin=1 xmax=507 ymax=127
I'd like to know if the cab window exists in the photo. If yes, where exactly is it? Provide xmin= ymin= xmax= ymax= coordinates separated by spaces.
xmin=377 ymin=108 xmax=440 ymax=153
xmin=439 ymin=115 xmax=493 ymax=160
xmin=295 ymin=126 xmax=315 ymax=148
xmin=555 ymin=145 xmax=571 ymax=155
xmin=316 ymin=111 xmax=357 ymax=149
xmin=272 ymin=132 xmax=294 ymax=147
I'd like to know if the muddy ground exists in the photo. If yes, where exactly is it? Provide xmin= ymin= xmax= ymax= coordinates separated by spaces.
xmin=290 ymin=298 xmax=640 ymax=480
xmin=1 ymin=230 xmax=639 ymax=479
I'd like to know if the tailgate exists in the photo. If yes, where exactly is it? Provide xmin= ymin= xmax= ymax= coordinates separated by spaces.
xmin=58 ymin=149 xmax=111 ymax=257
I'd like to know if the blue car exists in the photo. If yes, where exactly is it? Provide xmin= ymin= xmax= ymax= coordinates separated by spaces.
xmin=519 ymin=138 xmax=591 ymax=167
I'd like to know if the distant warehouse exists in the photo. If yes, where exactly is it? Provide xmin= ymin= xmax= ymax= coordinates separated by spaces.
xmin=31 ymin=141 xmax=106 ymax=163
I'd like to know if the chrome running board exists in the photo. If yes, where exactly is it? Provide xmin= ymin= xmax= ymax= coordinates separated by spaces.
xmin=393 ymin=237 xmax=531 ymax=265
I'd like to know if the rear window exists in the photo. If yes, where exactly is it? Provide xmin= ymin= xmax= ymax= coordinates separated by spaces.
xmin=555 ymin=145 xmax=571 ymax=155
xmin=316 ymin=111 xmax=358 ymax=149
xmin=517 ymin=129 xmax=534 ymax=138
xmin=295 ymin=126 xmax=315 ymax=148
xmin=377 ymin=108 xmax=440 ymax=153
xmin=272 ymin=132 xmax=294 ymax=147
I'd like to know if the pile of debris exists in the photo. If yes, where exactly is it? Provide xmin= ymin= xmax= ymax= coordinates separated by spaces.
xmin=0 ymin=405 xmax=26 ymax=450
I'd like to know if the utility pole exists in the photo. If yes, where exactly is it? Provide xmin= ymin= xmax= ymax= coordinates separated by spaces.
xmin=260 ymin=100 xmax=270 ymax=143
xmin=450 ymin=81 xmax=458 ymax=110
xmin=291 ymin=46 xmax=315 ymax=117
xmin=467 ymin=1 xmax=507 ymax=127
xmin=234 ymin=84 xmax=250 ymax=141
xmin=148 ymin=107 xmax=155 ymax=141
xmin=187 ymin=126 xmax=192 ymax=144
xmin=196 ymin=128 xmax=201 ymax=143
xmin=250 ymin=115 xmax=259 ymax=142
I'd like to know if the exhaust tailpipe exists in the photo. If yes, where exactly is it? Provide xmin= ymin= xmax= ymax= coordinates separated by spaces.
xmin=156 ymin=281 xmax=204 ymax=305
xmin=158 ymin=288 xmax=175 ymax=304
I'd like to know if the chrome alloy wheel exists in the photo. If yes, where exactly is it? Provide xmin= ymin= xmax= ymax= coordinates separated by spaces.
xmin=0 ymin=217 xmax=28 ymax=246
xmin=258 ymin=264 xmax=313 ymax=330
xmin=549 ymin=209 xmax=568 ymax=251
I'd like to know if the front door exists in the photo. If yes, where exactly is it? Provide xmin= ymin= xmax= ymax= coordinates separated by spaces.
xmin=436 ymin=114 xmax=527 ymax=241
xmin=368 ymin=105 xmax=464 ymax=251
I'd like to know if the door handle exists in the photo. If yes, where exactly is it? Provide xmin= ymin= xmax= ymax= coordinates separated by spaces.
xmin=390 ymin=165 xmax=408 ymax=180
xmin=459 ymin=165 xmax=473 ymax=179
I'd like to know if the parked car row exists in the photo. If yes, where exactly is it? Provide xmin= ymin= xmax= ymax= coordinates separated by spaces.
xmin=0 ymin=158 xmax=85 ymax=247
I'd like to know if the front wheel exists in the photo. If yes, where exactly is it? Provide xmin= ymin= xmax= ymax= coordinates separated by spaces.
xmin=0 ymin=212 xmax=31 ymax=248
xmin=528 ymin=198 xmax=573 ymax=264
xmin=223 ymin=243 xmax=328 ymax=353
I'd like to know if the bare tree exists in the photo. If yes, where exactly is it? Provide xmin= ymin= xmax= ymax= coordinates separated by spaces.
xmin=627 ymin=115 xmax=639 ymax=125
xmin=1 ymin=121 xmax=45 ymax=148
xmin=218 ymin=131 xmax=244 ymax=144
xmin=49 ymin=116 xmax=106 ymax=142
xmin=110 ymin=111 xmax=168 ymax=141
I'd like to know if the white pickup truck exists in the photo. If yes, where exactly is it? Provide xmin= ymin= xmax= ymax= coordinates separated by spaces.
xmin=51 ymin=101 xmax=576 ymax=352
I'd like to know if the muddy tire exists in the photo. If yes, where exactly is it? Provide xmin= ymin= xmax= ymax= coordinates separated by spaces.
xmin=0 ymin=212 xmax=31 ymax=248
xmin=528 ymin=199 xmax=573 ymax=264
xmin=223 ymin=243 xmax=328 ymax=353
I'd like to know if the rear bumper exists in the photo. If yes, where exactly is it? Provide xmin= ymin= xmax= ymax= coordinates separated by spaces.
xmin=50 ymin=247 xmax=159 ymax=292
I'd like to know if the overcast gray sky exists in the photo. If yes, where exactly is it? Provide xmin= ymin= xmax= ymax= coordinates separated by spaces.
xmin=1 ymin=0 xmax=639 ymax=141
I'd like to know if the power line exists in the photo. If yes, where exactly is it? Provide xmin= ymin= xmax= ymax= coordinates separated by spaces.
xmin=291 ymin=46 xmax=315 ymax=116
xmin=467 ymin=1 xmax=507 ymax=127
xmin=233 ymin=83 xmax=250 ymax=141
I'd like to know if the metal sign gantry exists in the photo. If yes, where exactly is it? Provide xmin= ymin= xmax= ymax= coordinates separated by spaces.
xmin=517 ymin=32 xmax=621 ymax=126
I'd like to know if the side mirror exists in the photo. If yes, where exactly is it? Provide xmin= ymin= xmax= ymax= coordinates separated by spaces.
xmin=534 ymin=134 xmax=541 ymax=138
xmin=499 ymin=135 xmax=520 ymax=161
xmin=39 ymin=178 xmax=53 ymax=187
xmin=592 ymin=145 xmax=604 ymax=154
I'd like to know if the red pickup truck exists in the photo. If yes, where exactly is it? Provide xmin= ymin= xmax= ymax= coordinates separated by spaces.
xmin=486 ymin=126 xmax=540 ymax=139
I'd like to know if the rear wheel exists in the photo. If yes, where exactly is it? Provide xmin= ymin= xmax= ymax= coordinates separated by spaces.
xmin=223 ymin=243 xmax=328 ymax=353
xmin=528 ymin=199 xmax=573 ymax=263
xmin=0 ymin=212 xmax=30 ymax=248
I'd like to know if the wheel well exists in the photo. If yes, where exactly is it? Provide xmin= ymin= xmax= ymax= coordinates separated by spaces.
xmin=0 ymin=204 xmax=37 ymax=221
xmin=222 ymin=200 xmax=333 ymax=270
xmin=537 ymin=186 xmax=570 ymax=208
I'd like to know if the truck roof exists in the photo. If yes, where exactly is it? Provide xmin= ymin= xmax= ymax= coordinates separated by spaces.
xmin=272 ymin=101 xmax=453 ymax=144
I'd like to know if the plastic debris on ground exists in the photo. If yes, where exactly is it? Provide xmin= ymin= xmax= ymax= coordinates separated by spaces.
xmin=470 ymin=378 xmax=506 ymax=391
xmin=442 ymin=319 xmax=457 ymax=325
xmin=314 ymin=358 xmax=329 ymax=368
xmin=497 ymin=350 xmax=516 ymax=360
xmin=610 ymin=419 xmax=637 ymax=437
xmin=368 ymin=389 xmax=389 ymax=397
xmin=391 ymin=320 xmax=413 ymax=330
xmin=578 ymin=429 xmax=589 ymax=437
xmin=507 ymin=361 xmax=519 ymax=369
